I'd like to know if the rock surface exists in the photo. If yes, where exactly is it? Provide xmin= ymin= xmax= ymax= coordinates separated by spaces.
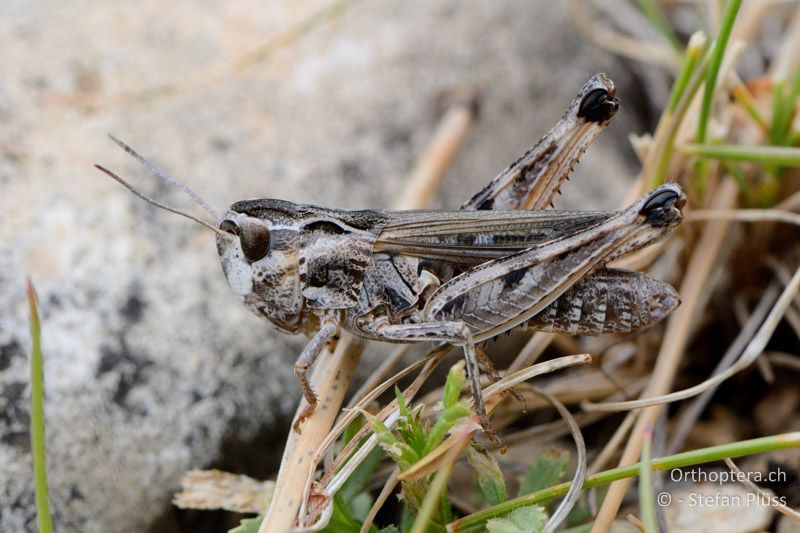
xmin=0 ymin=1 xmax=645 ymax=530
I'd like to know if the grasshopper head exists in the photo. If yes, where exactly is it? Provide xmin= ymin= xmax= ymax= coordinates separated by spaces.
xmin=216 ymin=200 xmax=305 ymax=333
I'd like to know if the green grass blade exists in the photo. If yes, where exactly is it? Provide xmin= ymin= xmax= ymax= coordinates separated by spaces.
xmin=693 ymin=0 xmax=743 ymax=198
xmin=731 ymin=82 xmax=769 ymax=132
xmin=28 ymin=280 xmax=54 ymax=533
xmin=665 ymin=32 xmax=706 ymax=114
xmin=681 ymin=144 xmax=800 ymax=167
xmin=769 ymin=67 xmax=800 ymax=145
xmin=696 ymin=0 xmax=742 ymax=144
xmin=649 ymin=32 xmax=707 ymax=187
xmin=638 ymin=428 xmax=656 ymax=532
xmin=448 ymin=432 xmax=800 ymax=532
xmin=634 ymin=0 xmax=684 ymax=53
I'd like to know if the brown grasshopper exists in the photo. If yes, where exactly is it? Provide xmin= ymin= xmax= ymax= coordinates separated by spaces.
xmin=97 ymin=73 xmax=684 ymax=437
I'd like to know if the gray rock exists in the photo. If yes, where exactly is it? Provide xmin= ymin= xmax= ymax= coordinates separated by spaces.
xmin=0 ymin=1 xmax=645 ymax=530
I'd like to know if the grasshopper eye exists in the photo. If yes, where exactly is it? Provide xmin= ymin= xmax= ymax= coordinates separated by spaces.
xmin=578 ymin=88 xmax=619 ymax=123
xmin=239 ymin=222 xmax=271 ymax=262
xmin=219 ymin=220 xmax=240 ymax=236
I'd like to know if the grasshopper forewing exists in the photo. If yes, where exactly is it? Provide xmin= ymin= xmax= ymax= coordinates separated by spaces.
xmin=98 ymin=73 xmax=685 ymax=438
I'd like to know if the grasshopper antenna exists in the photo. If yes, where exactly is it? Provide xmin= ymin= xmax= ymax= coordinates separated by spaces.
xmin=95 ymin=164 xmax=231 ymax=238
xmin=107 ymin=134 xmax=221 ymax=220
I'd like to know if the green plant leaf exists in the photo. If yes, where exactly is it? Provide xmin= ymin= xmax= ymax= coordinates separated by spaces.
xmin=486 ymin=506 xmax=547 ymax=533
xmin=519 ymin=450 xmax=569 ymax=497
xmin=341 ymin=446 xmax=383 ymax=502
xmin=395 ymin=387 xmax=427 ymax=454
xmin=342 ymin=413 xmax=366 ymax=447
xmin=422 ymin=402 xmax=469 ymax=456
xmin=321 ymin=494 xmax=362 ymax=532
xmin=28 ymin=280 xmax=53 ymax=533
xmin=228 ymin=516 xmax=263 ymax=533
xmin=465 ymin=443 xmax=508 ymax=505
xmin=349 ymin=492 xmax=374 ymax=522
xmin=379 ymin=526 xmax=400 ymax=533
xmin=371 ymin=412 xmax=420 ymax=469
xmin=442 ymin=360 xmax=466 ymax=410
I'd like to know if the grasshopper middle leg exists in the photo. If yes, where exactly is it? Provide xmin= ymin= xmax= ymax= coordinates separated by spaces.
xmin=368 ymin=319 xmax=499 ymax=442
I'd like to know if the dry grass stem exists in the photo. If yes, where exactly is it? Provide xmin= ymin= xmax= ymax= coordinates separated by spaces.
xmin=173 ymin=470 xmax=274 ymax=513
xmin=530 ymin=386 xmax=586 ymax=533
xmin=317 ymin=345 xmax=448 ymax=475
xmin=261 ymin=336 xmax=364 ymax=532
xmin=588 ymin=410 xmax=637 ymax=475
xmin=591 ymin=178 xmax=739 ymax=531
xmin=586 ymin=265 xmax=800 ymax=412
xmin=766 ymin=351 xmax=800 ymax=372
xmin=358 ymin=467 xmax=400 ymax=533
xmin=688 ymin=208 xmax=800 ymax=226
xmin=724 ymin=458 xmax=800 ymax=522
xmin=346 ymin=345 xmax=411 ymax=409
xmin=666 ymin=283 xmax=781 ymax=454
xmin=499 ymin=411 xmax=609 ymax=449
xmin=395 ymin=90 xmax=478 ymax=210
xmin=568 ymin=0 xmax=680 ymax=69
xmin=316 ymin=345 xmax=451 ymax=491
xmin=507 ymin=332 xmax=556 ymax=373
xmin=483 ymin=354 xmax=592 ymax=397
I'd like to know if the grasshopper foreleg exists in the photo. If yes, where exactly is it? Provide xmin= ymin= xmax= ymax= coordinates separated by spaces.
xmin=293 ymin=322 xmax=340 ymax=433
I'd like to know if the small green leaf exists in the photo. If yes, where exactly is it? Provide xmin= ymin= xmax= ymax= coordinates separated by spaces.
xmin=396 ymin=386 xmax=410 ymax=417
xmin=486 ymin=506 xmax=547 ymax=533
xmin=395 ymin=388 xmax=427 ymax=454
xmin=422 ymin=402 xmax=470 ymax=456
xmin=443 ymin=361 xmax=466 ymax=409
xmin=228 ymin=516 xmax=263 ymax=533
xmin=371 ymin=413 xmax=420 ymax=469
xmin=519 ymin=450 xmax=569 ymax=497
xmin=465 ymin=443 xmax=508 ymax=505
xmin=379 ymin=526 xmax=400 ymax=533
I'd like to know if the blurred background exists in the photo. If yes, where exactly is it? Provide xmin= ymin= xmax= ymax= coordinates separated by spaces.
xmin=2 ymin=1 xmax=793 ymax=531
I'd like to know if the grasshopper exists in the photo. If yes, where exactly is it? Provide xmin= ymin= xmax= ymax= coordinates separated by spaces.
xmin=97 ymin=73 xmax=684 ymax=438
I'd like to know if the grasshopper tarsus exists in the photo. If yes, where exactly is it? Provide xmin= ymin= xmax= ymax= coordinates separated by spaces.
xmin=293 ymin=404 xmax=316 ymax=434
xmin=507 ymin=388 xmax=528 ymax=414
xmin=481 ymin=422 xmax=507 ymax=454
